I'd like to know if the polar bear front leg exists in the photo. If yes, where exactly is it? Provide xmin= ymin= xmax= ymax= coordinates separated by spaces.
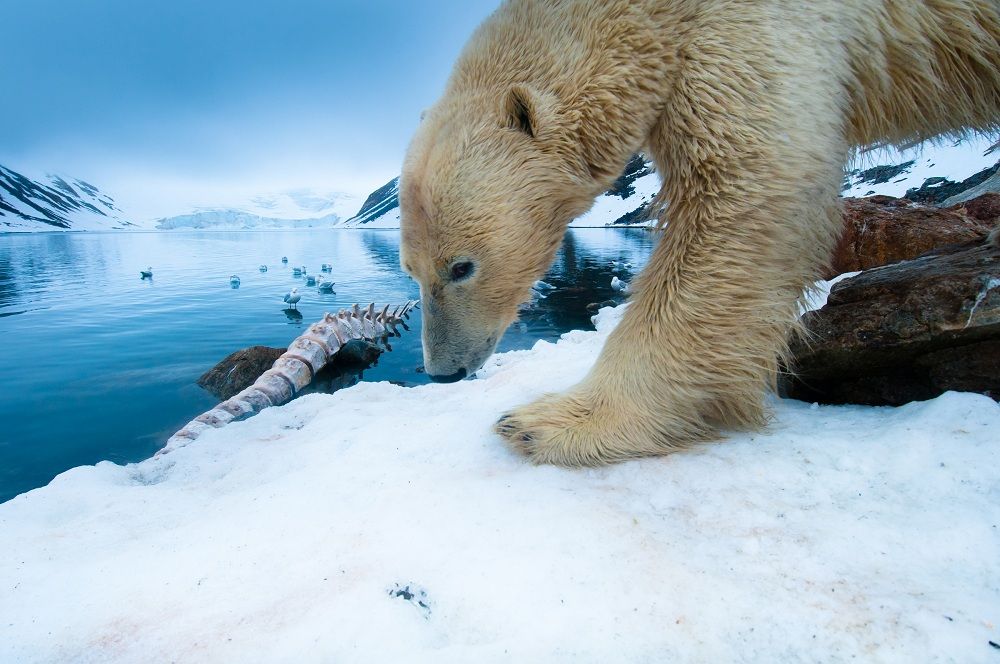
xmin=495 ymin=171 xmax=839 ymax=465
xmin=497 ymin=73 xmax=847 ymax=465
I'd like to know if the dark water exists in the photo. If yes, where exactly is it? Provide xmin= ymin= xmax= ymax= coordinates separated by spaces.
xmin=0 ymin=228 xmax=655 ymax=502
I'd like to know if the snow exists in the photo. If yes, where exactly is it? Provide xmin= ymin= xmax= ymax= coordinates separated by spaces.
xmin=157 ymin=190 xmax=362 ymax=230
xmin=800 ymin=270 xmax=861 ymax=314
xmin=341 ymin=205 xmax=401 ymax=229
xmin=0 ymin=166 xmax=141 ymax=233
xmin=570 ymin=170 xmax=662 ymax=227
xmin=3 ymin=304 xmax=999 ymax=662
xmin=843 ymin=135 xmax=998 ymax=198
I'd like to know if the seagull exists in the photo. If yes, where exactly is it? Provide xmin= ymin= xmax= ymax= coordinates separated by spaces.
xmin=281 ymin=256 xmax=288 ymax=263
xmin=611 ymin=276 xmax=631 ymax=294
xmin=140 ymin=267 xmax=153 ymax=279
xmin=305 ymin=275 xmax=317 ymax=286
xmin=301 ymin=265 xmax=308 ymax=274
xmin=318 ymin=277 xmax=335 ymax=291
xmin=283 ymin=287 xmax=301 ymax=309
xmin=292 ymin=267 xmax=303 ymax=276
xmin=259 ymin=265 xmax=267 ymax=272
xmin=321 ymin=263 xmax=332 ymax=272
xmin=230 ymin=275 xmax=241 ymax=287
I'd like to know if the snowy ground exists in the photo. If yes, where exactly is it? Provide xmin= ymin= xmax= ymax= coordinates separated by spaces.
xmin=2 ymin=304 xmax=998 ymax=662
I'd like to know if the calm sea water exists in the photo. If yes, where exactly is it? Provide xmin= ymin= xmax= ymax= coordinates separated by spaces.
xmin=0 ymin=228 xmax=655 ymax=502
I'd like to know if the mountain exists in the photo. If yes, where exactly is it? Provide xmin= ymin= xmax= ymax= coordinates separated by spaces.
xmin=0 ymin=165 xmax=137 ymax=232
xmin=342 ymin=136 xmax=999 ymax=229
xmin=842 ymin=136 xmax=999 ymax=199
xmin=338 ymin=155 xmax=662 ymax=229
xmin=156 ymin=189 xmax=362 ymax=230
xmin=340 ymin=177 xmax=400 ymax=228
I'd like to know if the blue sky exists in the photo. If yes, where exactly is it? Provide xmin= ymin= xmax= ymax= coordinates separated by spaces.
xmin=1 ymin=0 xmax=500 ymax=219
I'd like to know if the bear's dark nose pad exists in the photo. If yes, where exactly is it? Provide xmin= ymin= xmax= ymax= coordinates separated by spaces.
xmin=428 ymin=368 xmax=467 ymax=383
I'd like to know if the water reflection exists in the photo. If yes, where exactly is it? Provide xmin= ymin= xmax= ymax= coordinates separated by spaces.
xmin=0 ymin=227 xmax=656 ymax=502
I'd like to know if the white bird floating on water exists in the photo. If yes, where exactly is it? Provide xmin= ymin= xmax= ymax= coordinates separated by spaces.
xmin=230 ymin=275 xmax=241 ymax=286
xmin=281 ymin=257 xmax=288 ymax=263
xmin=318 ymin=277 xmax=335 ymax=291
xmin=611 ymin=276 xmax=631 ymax=294
xmin=305 ymin=275 xmax=317 ymax=286
xmin=140 ymin=267 xmax=153 ymax=279
xmin=283 ymin=287 xmax=302 ymax=309
xmin=292 ymin=267 xmax=303 ymax=276
xmin=259 ymin=265 xmax=267 ymax=272
xmin=321 ymin=263 xmax=332 ymax=272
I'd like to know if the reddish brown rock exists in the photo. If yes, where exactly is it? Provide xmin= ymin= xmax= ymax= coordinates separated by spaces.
xmin=783 ymin=231 xmax=1000 ymax=406
xmin=950 ymin=192 xmax=1000 ymax=225
xmin=826 ymin=195 xmax=994 ymax=278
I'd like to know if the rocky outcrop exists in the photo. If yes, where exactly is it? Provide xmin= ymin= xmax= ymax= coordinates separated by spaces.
xmin=904 ymin=159 xmax=999 ymax=204
xmin=826 ymin=195 xmax=995 ymax=278
xmin=198 ymin=346 xmax=285 ymax=400
xmin=784 ymin=229 xmax=1000 ymax=406
xmin=199 ymin=340 xmax=385 ymax=401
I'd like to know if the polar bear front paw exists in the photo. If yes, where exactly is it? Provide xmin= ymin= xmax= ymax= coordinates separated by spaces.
xmin=494 ymin=390 xmax=645 ymax=466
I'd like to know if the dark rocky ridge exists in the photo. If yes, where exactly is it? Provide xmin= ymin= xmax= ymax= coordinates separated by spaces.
xmin=347 ymin=177 xmax=400 ymax=225
xmin=904 ymin=160 xmax=1000 ymax=204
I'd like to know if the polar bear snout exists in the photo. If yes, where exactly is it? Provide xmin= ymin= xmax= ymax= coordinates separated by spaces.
xmin=421 ymin=309 xmax=501 ymax=382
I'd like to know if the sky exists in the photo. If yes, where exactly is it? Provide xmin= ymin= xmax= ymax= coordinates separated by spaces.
xmin=0 ymin=0 xmax=500 ymax=221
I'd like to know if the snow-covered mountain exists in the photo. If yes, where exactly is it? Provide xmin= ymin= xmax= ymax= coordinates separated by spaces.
xmin=342 ymin=136 xmax=999 ymax=229
xmin=338 ymin=155 xmax=662 ymax=229
xmin=156 ymin=189 xmax=362 ymax=230
xmin=842 ymin=134 xmax=998 ymax=200
xmin=0 ymin=165 xmax=138 ymax=232
xmin=571 ymin=153 xmax=661 ymax=227
xmin=340 ymin=177 xmax=400 ymax=228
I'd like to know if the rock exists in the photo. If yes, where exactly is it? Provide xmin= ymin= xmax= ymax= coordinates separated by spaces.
xmin=782 ymin=231 xmax=1000 ymax=406
xmin=904 ymin=159 xmax=1000 ymax=204
xmin=198 ymin=346 xmax=285 ymax=400
xmin=330 ymin=339 xmax=383 ymax=367
xmin=941 ymin=171 xmax=1000 ymax=207
xmin=198 ymin=340 xmax=384 ymax=400
xmin=586 ymin=299 xmax=618 ymax=313
xmin=947 ymin=191 xmax=1000 ymax=225
xmin=826 ymin=195 xmax=995 ymax=278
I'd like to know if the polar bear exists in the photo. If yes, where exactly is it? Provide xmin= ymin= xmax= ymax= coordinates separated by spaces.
xmin=399 ymin=0 xmax=1000 ymax=465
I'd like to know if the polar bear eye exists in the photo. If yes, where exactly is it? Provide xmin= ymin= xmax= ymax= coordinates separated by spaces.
xmin=449 ymin=261 xmax=475 ymax=282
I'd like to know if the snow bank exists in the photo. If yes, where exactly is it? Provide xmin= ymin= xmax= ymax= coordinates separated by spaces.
xmin=2 ymin=305 xmax=999 ymax=662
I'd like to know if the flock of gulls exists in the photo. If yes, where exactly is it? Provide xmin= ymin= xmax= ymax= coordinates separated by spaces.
xmin=139 ymin=256 xmax=337 ymax=311
xmin=138 ymin=256 xmax=634 ymax=316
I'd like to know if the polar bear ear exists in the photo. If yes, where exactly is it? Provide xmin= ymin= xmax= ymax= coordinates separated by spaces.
xmin=504 ymin=85 xmax=538 ymax=138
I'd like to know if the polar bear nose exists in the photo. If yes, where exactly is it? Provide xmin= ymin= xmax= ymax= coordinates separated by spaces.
xmin=428 ymin=368 xmax=467 ymax=383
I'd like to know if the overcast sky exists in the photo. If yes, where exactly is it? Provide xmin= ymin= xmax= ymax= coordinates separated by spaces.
xmin=0 ymin=0 xmax=500 ymax=220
